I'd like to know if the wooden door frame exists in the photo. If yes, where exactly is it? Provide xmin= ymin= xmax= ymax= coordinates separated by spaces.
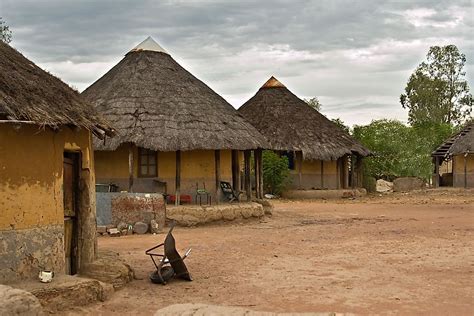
xmin=63 ymin=151 xmax=81 ymax=275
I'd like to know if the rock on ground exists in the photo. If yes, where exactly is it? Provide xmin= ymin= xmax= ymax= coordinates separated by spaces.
xmin=393 ymin=177 xmax=425 ymax=192
xmin=154 ymin=304 xmax=350 ymax=316
xmin=81 ymin=250 xmax=134 ymax=289
xmin=376 ymin=179 xmax=393 ymax=193
xmin=254 ymin=199 xmax=274 ymax=216
xmin=0 ymin=285 xmax=44 ymax=316
xmin=133 ymin=221 xmax=149 ymax=234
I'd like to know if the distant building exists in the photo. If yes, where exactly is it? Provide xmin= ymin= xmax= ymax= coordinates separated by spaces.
xmin=0 ymin=41 xmax=113 ymax=282
xmin=82 ymin=37 xmax=266 ymax=203
xmin=432 ymin=122 xmax=473 ymax=188
xmin=238 ymin=77 xmax=370 ymax=190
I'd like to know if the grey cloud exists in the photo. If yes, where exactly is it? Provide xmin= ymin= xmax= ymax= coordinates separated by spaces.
xmin=1 ymin=0 xmax=472 ymax=126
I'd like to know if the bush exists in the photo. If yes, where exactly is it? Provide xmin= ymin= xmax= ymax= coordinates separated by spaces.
xmin=362 ymin=176 xmax=377 ymax=193
xmin=262 ymin=150 xmax=291 ymax=195
xmin=353 ymin=119 xmax=454 ymax=181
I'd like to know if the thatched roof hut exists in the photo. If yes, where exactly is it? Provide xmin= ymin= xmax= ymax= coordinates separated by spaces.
xmin=0 ymin=41 xmax=113 ymax=138
xmin=238 ymin=76 xmax=370 ymax=160
xmin=432 ymin=122 xmax=473 ymax=157
xmin=82 ymin=37 xmax=266 ymax=151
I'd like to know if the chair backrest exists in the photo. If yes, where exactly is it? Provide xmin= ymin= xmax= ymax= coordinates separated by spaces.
xmin=164 ymin=223 xmax=192 ymax=281
xmin=220 ymin=181 xmax=233 ymax=193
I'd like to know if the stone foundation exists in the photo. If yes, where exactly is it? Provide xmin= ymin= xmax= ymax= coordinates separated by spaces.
xmin=167 ymin=202 xmax=264 ymax=226
xmin=0 ymin=225 xmax=64 ymax=284
xmin=81 ymin=250 xmax=134 ymax=289
xmin=282 ymin=189 xmax=367 ymax=199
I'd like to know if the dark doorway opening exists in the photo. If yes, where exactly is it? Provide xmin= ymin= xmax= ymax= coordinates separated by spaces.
xmin=63 ymin=152 xmax=80 ymax=275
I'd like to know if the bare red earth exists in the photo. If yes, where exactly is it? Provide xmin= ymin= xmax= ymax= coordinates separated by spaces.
xmin=73 ymin=189 xmax=474 ymax=315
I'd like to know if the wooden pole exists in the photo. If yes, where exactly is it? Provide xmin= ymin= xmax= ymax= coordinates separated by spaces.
xmin=350 ymin=155 xmax=355 ymax=189
xmin=464 ymin=153 xmax=468 ymax=189
xmin=298 ymin=152 xmax=303 ymax=189
xmin=215 ymin=150 xmax=221 ymax=204
xmin=128 ymin=144 xmax=134 ymax=192
xmin=232 ymin=150 xmax=240 ymax=192
xmin=320 ymin=160 xmax=324 ymax=189
xmin=258 ymin=149 xmax=264 ymax=199
xmin=244 ymin=150 xmax=251 ymax=201
xmin=254 ymin=150 xmax=259 ymax=199
xmin=175 ymin=150 xmax=181 ymax=206
xmin=337 ymin=158 xmax=341 ymax=189
xmin=344 ymin=155 xmax=349 ymax=189
xmin=434 ymin=156 xmax=440 ymax=188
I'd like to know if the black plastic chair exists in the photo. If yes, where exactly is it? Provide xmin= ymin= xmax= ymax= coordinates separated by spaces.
xmin=145 ymin=222 xmax=192 ymax=284
xmin=220 ymin=181 xmax=242 ymax=202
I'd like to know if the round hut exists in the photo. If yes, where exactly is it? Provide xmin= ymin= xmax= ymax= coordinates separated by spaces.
xmin=238 ymin=76 xmax=370 ymax=191
xmin=432 ymin=122 xmax=473 ymax=188
xmin=82 ymin=37 xmax=266 ymax=204
xmin=0 ymin=41 xmax=113 ymax=281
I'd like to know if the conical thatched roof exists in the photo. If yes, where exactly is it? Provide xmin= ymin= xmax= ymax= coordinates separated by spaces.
xmin=238 ymin=77 xmax=370 ymax=160
xmin=82 ymin=37 xmax=266 ymax=151
xmin=432 ymin=122 xmax=473 ymax=157
xmin=0 ymin=41 xmax=113 ymax=138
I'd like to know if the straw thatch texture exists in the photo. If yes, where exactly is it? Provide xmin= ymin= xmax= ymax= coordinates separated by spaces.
xmin=82 ymin=49 xmax=266 ymax=151
xmin=433 ymin=122 xmax=473 ymax=156
xmin=238 ymin=77 xmax=370 ymax=160
xmin=0 ymin=41 xmax=113 ymax=137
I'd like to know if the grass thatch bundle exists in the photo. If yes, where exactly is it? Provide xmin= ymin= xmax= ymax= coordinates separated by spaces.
xmin=0 ymin=41 xmax=113 ymax=138
xmin=433 ymin=122 xmax=473 ymax=156
xmin=82 ymin=37 xmax=266 ymax=151
xmin=238 ymin=77 xmax=370 ymax=160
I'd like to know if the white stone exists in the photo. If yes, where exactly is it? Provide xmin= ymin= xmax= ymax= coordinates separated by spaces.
xmin=376 ymin=179 xmax=393 ymax=193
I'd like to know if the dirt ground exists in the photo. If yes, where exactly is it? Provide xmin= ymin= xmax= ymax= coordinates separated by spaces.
xmin=74 ymin=189 xmax=473 ymax=315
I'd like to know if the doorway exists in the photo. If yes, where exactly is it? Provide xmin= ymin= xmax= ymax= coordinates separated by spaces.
xmin=63 ymin=152 xmax=80 ymax=275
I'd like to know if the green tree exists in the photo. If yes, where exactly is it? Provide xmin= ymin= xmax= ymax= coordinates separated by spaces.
xmin=0 ymin=17 xmax=12 ymax=43
xmin=352 ymin=119 xmax=454 ymax=181
xmin=331 ymin=118 xmax=350 ymax=134
xmin=304 ymin=97 xmax=322 ymax=111
xmin=400 ymin=45 xmax=473 ymax=125
xmin=262 ymin=150 xmax=290 ymax=195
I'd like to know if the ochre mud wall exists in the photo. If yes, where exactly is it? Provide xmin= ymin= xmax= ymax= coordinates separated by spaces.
xmin=289 ymin=158 xmax=341 ymax=189
xmin=453 ymin=154 xmax=474 ymax=188
xmin=95 ymin=146 xmax=233 ymax=201
xmin=0 ymin=125 xmax=96 ymax=283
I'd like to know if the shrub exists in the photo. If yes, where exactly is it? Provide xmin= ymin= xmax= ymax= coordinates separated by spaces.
xmin=262 ymin=150 xmax=291 ymax=195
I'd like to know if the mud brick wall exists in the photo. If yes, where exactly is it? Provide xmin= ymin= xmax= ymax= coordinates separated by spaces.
xmin=97 ymin=193 xmax=165 ymax=229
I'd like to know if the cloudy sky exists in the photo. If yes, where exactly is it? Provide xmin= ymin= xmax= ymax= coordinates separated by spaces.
xmin=2 ymin=0 xmax=473 ymax=126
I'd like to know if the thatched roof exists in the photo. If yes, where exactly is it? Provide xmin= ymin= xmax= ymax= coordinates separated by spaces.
xmin=0 ymin=41 xmax=113 ymax=138
xmin=238 ymin=77 xmax=370 ymax=160
xmin=432 ymin=122 xmax=473 ymax=157
xmin=82 ymin=37 xmax=266 ymax=151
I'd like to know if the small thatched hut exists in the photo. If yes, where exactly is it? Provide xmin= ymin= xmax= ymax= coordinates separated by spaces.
xmin=0 ymin=41 xmax=113 ymax=282
xmin=238 ymin=77 xmax=370 ymax=190
xmin=432 ymin=122 xmax=473 ymax=188
xmin=82 ymin=37 xmax=266 ymax=203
